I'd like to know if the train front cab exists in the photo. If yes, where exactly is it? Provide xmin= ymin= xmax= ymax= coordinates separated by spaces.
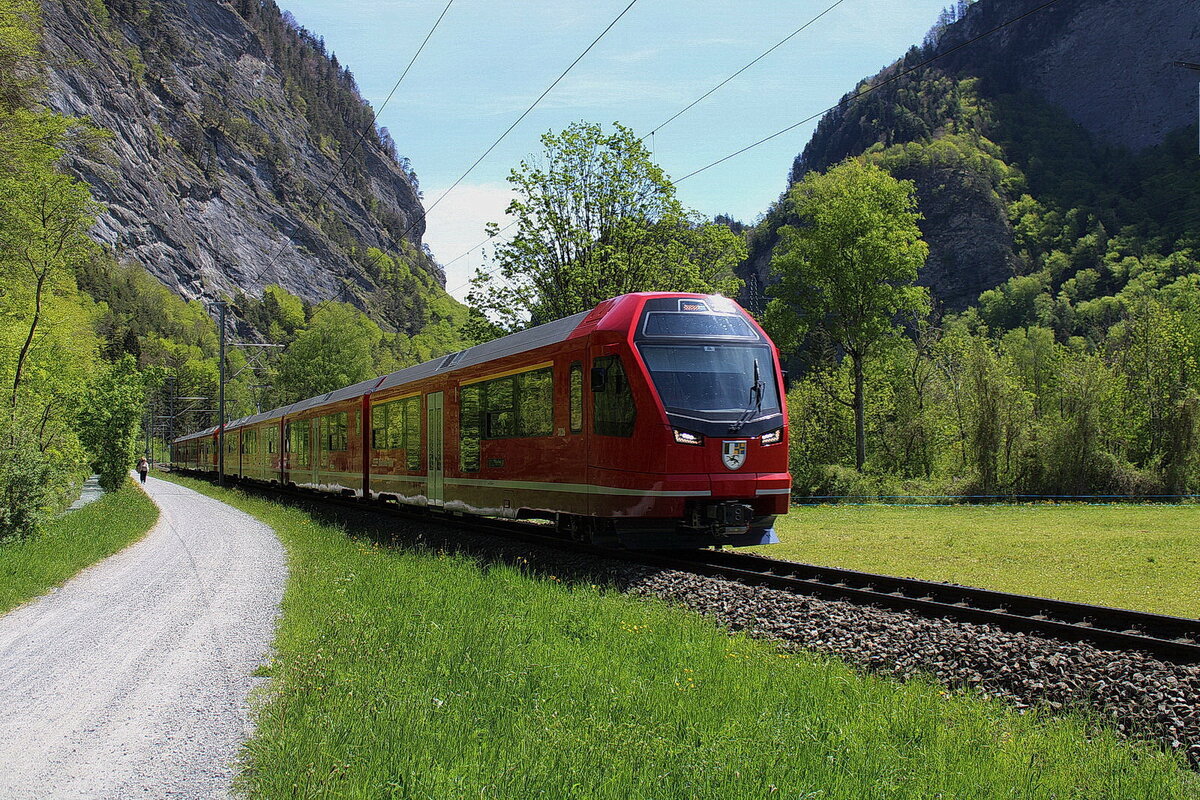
xmin=585 ymin=294 xmax=789 ymax=548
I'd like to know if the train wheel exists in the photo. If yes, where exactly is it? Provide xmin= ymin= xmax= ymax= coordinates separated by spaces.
xmin=556 ymin=513 xmax=589 ymax=543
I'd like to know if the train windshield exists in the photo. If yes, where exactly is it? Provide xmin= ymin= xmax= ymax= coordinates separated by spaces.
xmin=638 ymin=342 xmax=781 ymax=428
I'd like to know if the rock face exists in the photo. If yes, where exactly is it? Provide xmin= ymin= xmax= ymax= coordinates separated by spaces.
xmin=936 ymin=0 xmax=1198 ymax=152
xmin=894 ymin=159 xmax=1020 ymax=313
xmin=39 ymin=0 xmax=440 ymax=318
xmin=742 ymin=0 xmax=1198 ymax=313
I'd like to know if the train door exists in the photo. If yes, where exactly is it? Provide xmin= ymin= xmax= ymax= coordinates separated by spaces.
xmin=309 ymin=418 xmax=320 ymax=486
xmin=426 ymin=392 xmax=444 ymax=507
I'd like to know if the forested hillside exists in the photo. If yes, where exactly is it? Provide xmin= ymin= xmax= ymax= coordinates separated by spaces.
xmin=752 ymin=0 xmax=1200 ymax=499
xmin=0 ymin=0 xmax=470 ymax=536
xmin=744 ymin=0 xmax=1198 ymax=312
xmin=39 ymin=0 xmax=465 ymax=337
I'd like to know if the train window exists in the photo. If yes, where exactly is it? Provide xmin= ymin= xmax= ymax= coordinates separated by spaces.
xmin=517 ymin=368 xmax=553 ymax=437
xmin=404 ymin=396 xmax=421 ymax=471
xmin=288 ymin=420 xmax=311 ymax=467
xmin=460 ymin=384 xmax=482 ymax=472
xmin=324 ymin=412 xmax=348 ymax=452
xmin=267 ymin=425 xmax=277 ymax=454
xmin=386 ymin=404 xmax=403 ymax=449
xmin=371 ymin=400 xmax=403 ymax=451
xmin=569 ymin=363 xmax=583 ymax=433
xmin=485 ymin=377 xmax=515 ymax=438
xmin=462 ymin=366 xmax=556 ymax=455
xmin=371 ymin=402 xmax=387 ymax=450
xmin=593 ymin=355 xmax=636 ymax=437
xmin=373 ymin=397 xmax=423 ymax=470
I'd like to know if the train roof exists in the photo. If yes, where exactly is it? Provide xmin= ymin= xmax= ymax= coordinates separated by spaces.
xmin=171 ymin=292 xmax=714 ymax=444
xmin=175 ymin=424 xmax=218 ymax=443
xmin=374 ymin=308 xmax=592 ymax=393
xmin=287 ymin=375 xmax=388 ymax=415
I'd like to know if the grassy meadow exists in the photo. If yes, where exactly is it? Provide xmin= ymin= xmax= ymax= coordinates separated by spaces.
xmin=0 ymin=479 xmax=158 ymax=615
xmin=760 ymin=504 xmax=1200 ymax=619
xmin=162 ymin=474 xmax=1195 ymax=799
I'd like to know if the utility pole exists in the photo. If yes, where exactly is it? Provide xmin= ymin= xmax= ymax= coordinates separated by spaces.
xmin=166 ymin=375 xmax=175 ymax=465
xmin=218 ymin=301 xmax=226 ymax=487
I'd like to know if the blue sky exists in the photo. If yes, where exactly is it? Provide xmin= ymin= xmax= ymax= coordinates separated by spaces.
xmin=278 ymin=0 xmax=951 ymax=299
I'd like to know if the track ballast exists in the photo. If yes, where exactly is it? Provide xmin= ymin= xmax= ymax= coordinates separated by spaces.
xmin=181 ymin=471 xmax=1200 ymax=663
xmin=648 ymin=549 xmax=1200 ymax=663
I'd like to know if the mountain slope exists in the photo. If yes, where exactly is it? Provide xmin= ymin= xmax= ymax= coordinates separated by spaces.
xmin=39 ymin=0 xmax=453 ymax=334
xmin=742 ymin=0 xmax=1199 ymax=313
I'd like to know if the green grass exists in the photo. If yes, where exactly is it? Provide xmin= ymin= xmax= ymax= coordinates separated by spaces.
xmin=159 ymin=475 xmax=1195 ymax=799
xmin=0 ymin=479 xmax=158 ymax=615
xmin=759 ymin=505 xmax=1200 ymax=619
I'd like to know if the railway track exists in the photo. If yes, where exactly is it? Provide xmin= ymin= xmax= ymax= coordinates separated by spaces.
xmin=182 ymin=472 xmax=1200 ymax=663
xmin=642 ymin=549 xmax=1200 ymax=663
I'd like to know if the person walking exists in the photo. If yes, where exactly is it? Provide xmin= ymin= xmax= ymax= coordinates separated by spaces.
xmin=136 ymin=456 xmax=149 ymax=484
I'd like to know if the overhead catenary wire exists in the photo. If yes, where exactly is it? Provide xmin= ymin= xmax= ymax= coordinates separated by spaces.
xmin=455 ymin=0 xmax=1068 ymax=308
xmin=442 ymin=0 xmax=852 ymax=295
xmin=647 ymin=0 xmax=848 ymax=139
xmin=338 ymin=0 xmax=1076 ymax=310
xmin=418 ymin=0 xmax=641 ymax=225
xmin=305 ymin=0 xmax=642 ymax=320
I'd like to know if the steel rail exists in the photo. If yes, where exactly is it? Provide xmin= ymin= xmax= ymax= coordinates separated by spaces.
xmin=655 ymin=549 xmax=1200 ymax=662
xmin=174 ymin=470 xmax=1200 ymax=663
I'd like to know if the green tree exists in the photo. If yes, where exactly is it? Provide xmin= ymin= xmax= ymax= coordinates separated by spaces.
xmin=470 ymin=121 xmax=743 ymax=331
xmin=1110 ymin=282 xmax=1200 ymax=496
xmin=2 ymin=170 xmax=98 ymax=411
xmin=1038 ymin=349 xmax=1127 ymax=495
xmin=78 ymin=355 xmax=158 ymax=492
xmin=273 ymin=303 xmax=383 ymax=404
xmin=768 ymin=159 xmax=929 ymax=470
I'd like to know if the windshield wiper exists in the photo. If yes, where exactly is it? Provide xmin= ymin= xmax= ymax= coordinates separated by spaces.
xmin=728 ymin=358 xmax=764 ymax=433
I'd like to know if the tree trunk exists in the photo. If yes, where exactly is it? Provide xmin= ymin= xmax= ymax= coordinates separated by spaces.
xmin=11 ymin=268 xmax=48 ymax=412
xmin=852 ymin=351 xmax=866 ymax=471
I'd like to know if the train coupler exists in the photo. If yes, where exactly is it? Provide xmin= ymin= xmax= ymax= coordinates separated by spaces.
xmin=689 ymin=501 xmax=755 ymax=535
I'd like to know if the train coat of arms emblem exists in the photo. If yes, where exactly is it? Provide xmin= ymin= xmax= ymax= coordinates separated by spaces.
xmin=722 ymin=440 xmax=747 ymax=470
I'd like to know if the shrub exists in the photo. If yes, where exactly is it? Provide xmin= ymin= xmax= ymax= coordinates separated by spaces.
xmin=0 ymin=443 xmax=51 ymax=541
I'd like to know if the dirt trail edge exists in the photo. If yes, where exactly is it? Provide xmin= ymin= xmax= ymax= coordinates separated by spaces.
xmin=0 ymin=475 xmax=286 ymax=799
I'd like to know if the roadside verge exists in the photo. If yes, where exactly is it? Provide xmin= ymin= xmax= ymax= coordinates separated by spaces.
xmin=0 ymin=477 xmax=157 ymax=615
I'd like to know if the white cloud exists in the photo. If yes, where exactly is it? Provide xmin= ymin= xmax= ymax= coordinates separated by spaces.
xmin=606 ymin=46 xmax=663 ymax=64
xmin=421 ymin=182 xmax=517 ymax=302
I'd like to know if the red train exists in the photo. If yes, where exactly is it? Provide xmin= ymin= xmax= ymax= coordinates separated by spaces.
xmin=171 ymin=293 xmax=790 ymax=548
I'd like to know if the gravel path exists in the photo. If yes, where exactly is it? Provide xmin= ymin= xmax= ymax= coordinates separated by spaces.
xmin=0 ymin=475 xmax=286 ymax=799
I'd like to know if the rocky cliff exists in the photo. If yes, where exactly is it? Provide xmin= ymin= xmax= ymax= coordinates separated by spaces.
xmin=39 ymin=0 xmax=447 ymax=332
xmin=933 ymin=0 xmax=1197 ymax=153
xmin=742 ymin=0 xmax=1199 ymax=313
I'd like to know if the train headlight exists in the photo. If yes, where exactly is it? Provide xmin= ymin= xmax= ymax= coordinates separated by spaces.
xmin=673 ymin=428 xmax=705 ymax=446
xmin=761 ymin=428 xmax=783 ymax=445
